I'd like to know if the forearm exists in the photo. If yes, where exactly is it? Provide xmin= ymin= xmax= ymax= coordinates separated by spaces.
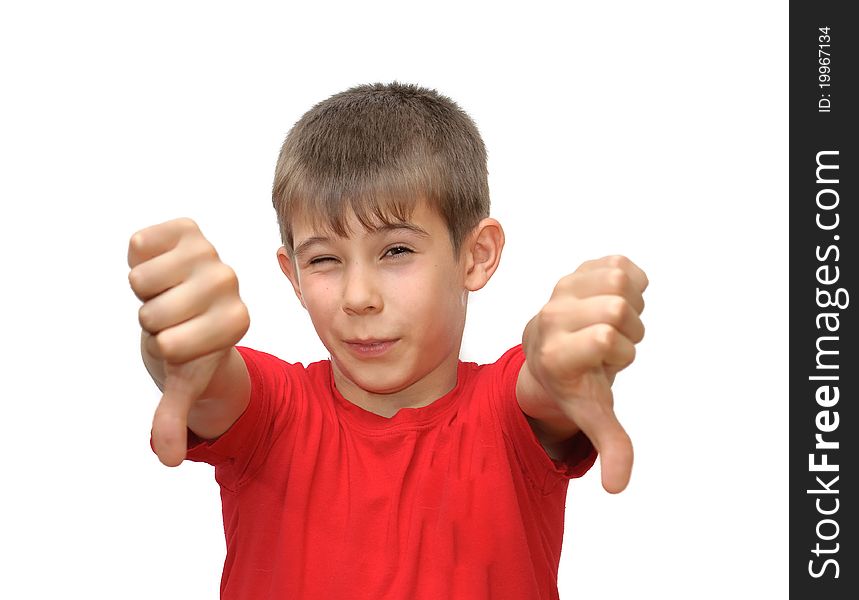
xmin=186 ymin=348 xmax=250 ymax=439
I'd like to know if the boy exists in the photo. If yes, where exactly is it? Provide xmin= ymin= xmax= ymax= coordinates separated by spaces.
xmin=128 ymin=82 xmax=647 ymax=599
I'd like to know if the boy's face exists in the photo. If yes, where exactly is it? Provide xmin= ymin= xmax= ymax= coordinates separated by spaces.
xmin=279 ymin=202 xmax=488 ymax=404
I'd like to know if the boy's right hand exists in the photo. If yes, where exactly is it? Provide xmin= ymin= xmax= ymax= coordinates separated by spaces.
xmin=128 ymin=218 xmax=250 ymax=467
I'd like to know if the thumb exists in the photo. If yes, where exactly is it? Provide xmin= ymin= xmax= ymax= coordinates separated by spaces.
xmin=591 ymin=415 xmax=634 ymax=494
xmin=566 ymin=377 xmax=634 ymax=493
xmin=151 ymin=357 xmax=219 ymax=467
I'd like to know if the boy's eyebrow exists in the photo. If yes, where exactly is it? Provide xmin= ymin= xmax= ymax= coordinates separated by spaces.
xmin=293 ymin=236 xmax=330 ymax=258
xmin=374 ymin=222 xmax=431 ymax=238
xmin=293 ymin=223 xmax=430 ymax=258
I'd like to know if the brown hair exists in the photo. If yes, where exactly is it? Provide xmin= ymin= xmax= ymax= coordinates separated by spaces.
xmin=272 ymin=82 xmax=489 ymax=255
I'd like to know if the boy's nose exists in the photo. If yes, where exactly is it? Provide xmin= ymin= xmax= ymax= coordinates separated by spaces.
xmin=341 ymin=265 xmax=383 ymax=316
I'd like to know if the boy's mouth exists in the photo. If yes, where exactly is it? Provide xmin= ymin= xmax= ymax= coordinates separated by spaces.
xmin=343 ymin=339 xmax=399 ymax=357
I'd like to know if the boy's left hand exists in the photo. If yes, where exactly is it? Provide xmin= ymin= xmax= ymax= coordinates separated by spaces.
xmin=523 ymin=255 xmax=647 ymax=493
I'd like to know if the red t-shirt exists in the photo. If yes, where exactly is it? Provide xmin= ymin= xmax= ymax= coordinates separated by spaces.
xmin=183 ymin=344 xmax=596 ymax=599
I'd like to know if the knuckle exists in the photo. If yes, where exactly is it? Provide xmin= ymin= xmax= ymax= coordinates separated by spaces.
xmin=537 ymin=336 xmax=566 ymax=375
xmin=128 ymin=267 xmax=143 ymax=291
xmin=152 ymin=331 xmax=171 ymax=360
xmin=143 ymin=331 xmax=162 ymax=359
xmin=138 ymin=304 xmax=156 ymax=332
xmin=228 ymin=302 xmax=251 ymax=337
xmin=129 ymin=231 xmax=146 ymax=254
xmin=213 ymin=263 xmax=238 ymax=291
xmin=204 ymin=239 xmax=220 ymax=259
xmin=606 ymin=254 xmax=630 ymax=268
xmin=222 ymin=263 xmax=239 ymax=284
xmin=193 ymin=239 xmax=220 ymax=264
xmin=607 ymin=297 xmax=628 ymax=325
xmin=552 ymin=273 xmax=576 ymax=297
xmin=626 ymin=343 xmax=637 ymax=365
xmin=538 ymin=302 xmax=563 ymax=330
xmin=176 ymin=217 xmax=200 ymax=232
xmin=238 ymin=301 xmax=251 ymax=324
xmin=576 ymin=259 xmax=596 ymax=272
xmin=618 ymin=343 xmax=637 ymax=369
xmin=154 ymin=330 xmax=182 ymax=363
xmin=608 ymin=268 xmax=629 ymax=293
xmin=593 ymin=324 xmax=617 ymax=353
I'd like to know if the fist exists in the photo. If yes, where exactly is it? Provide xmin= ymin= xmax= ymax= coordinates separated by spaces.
xmin=128 ymin=218 xmax=250 ymax=466
xmin=524 ymin=255 xmax=647 ymax=493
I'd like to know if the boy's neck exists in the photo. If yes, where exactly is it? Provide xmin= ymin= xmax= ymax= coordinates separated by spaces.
xmin=330 ymin=351 xmax=461 ymax=418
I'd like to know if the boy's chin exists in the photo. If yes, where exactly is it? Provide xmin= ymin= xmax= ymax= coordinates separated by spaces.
xmin=336 ymin=360 xmax=413 ymax=395
xmin=329 ymin=342 xmax=457 ymax=400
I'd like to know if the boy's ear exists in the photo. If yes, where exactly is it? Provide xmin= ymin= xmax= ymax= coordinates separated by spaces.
xmin=462 ymin=218 xmax=505 ymax=292
xmin=276 ymin=246 xmax=307 ymax=309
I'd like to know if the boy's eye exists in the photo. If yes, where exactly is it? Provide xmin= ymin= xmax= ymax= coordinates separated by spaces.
xmin=384 ymin=246 xmax=413 ymax=259
xmin=307 ymin=247 xmax=412 ymax=266
xmin=309 ymin=256 xmax=337 ymax=265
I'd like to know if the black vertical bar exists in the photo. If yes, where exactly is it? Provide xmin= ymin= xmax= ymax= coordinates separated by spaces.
xmin=790 ymin=2 xmax=857 ymax=597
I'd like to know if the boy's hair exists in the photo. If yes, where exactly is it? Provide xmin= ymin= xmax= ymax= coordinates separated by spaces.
xmin=272 ymin=82 xmax=489 ymax=255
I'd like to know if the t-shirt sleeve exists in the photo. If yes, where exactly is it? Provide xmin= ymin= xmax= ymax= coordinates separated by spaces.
xmin=181 ymin=346 xmax=301 ymax=489
xmin=488 ymin=345 xmax=598 ymax=494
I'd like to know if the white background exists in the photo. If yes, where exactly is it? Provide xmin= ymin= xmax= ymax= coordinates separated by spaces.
xmin=0 ymin=1 xmax=787 ymax=598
